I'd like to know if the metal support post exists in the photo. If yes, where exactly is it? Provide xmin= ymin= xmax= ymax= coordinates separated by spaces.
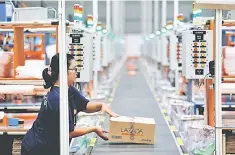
xmin=106 ymin=0 xmax=111 ymax=38
xmin=141 ymin=0 xmax=146 ymax=56
xmin=156 ymin=0 xmax=161 ymax=66
xmin=161 ymin=0 xmax=167 ymax=79
xmin=153 ymin=0 xmax=159 ymax=62
xmin=174 ymin=0 xmax=179 ymax=28
xmin=141 ymin=1 xmax=145 ymax=36
xmin=112 ymin=1 xmax=119 ymax=62
xmin=215 ymin=9 xmax=223 ymax=155
xmin=121 ymin=1 xmax=125 ymax=36
xmin=93 ymin=0 xmax=98 ymax=29
xmin=155 ymin=0 xmax=160 ymax=66
xmin=161 ymin=0 xmax=166 ymax=35
xmin=93 ymin=0 xmax=99 ymax=98
xmin=103 ymin=0 xmax=110 ymax=75
xmin=58 ymin=0 xmax=69 ymax=154
xmin=174 ymin=0 xmax=180 ymax=95
xmin=148 ymin=1 xmax=153 ymax=61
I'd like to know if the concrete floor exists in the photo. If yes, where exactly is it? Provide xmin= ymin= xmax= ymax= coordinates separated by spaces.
xmin=91 ymin=66 xmax=181 ymax=155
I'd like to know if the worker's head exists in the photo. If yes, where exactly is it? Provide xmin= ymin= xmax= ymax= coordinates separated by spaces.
xmin=42 ymin=53 xmax=76 ymax=89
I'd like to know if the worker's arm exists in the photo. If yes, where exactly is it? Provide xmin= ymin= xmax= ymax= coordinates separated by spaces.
xmin=69 ymin=127 xmax=96 ymax=138
xmin=85 ymin=102 xmax=119 ymax=117
xmin=69 ymin=126 xmax=108 ymax=140
xmin=68 ymin=86 xmax=118 ymax=117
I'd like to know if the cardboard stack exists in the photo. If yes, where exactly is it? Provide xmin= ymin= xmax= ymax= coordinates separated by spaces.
xmin=109 ymin=116 xmax=156 ymax=144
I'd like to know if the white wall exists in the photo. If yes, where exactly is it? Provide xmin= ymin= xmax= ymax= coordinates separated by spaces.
xmin=125 ymin=34 xmax=142 ymax=57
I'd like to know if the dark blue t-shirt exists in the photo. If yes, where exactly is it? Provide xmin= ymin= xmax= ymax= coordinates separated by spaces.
xmin=21 ymin=86 xmax=89 ymax=155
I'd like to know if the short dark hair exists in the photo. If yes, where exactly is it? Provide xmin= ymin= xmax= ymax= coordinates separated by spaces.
xmin=42 ymin=53 xmax=74 ymax=89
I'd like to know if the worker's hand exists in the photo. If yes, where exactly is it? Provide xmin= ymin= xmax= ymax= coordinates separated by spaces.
xmin=109 ymin=112 xmax=119 ymax=117
xmin=101 ymin=103 xmax=119 ymax=117
xmin=95 ymin=127 xmax=109 ymax=141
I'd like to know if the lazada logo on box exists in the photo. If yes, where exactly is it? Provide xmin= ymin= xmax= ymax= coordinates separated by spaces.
xmin=120 ymin=128 xmax=144 ymax=136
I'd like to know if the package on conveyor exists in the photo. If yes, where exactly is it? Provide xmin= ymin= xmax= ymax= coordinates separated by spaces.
xmin=169 ymin=100 xmax=194 ymax=118
xmin=174 ymin=114 xmax=204 ymax=143
xmin=159 ymin=86 xmax=175 ymax=109
xmin=168 ymin=93 xmax=187 ymax=101
xmin=185 ymin=125 xmax=215 ymax=154
xmin=155 ymin=80 xmax=170 ymax=93
xmin=76 ymin=112 xmax=102 ymax=127
xmin=109 ymin=116 xmax=156 ymax=144
xmin=154 ymin=80 xmax=168 ymax=101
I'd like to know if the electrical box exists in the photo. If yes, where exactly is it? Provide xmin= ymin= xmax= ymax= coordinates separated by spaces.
xmin=66 ymin=33 xmax=93 ymax=82
xmin=13 ymin=7 xmax=48 ymax=21
xmin=176 ymin=41 xmax=183 ymax=71
xmin=182 ymin=30 xmax=213 ymax=79
xmin=93 ymin=35 xmax=101 ymax=71
xmin=91 ymin=36 xmax=95 ymax=73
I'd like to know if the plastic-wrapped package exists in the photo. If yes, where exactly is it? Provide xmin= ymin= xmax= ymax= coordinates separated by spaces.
xmin=70 ymin=114 xmax=102 ymax=155
xmin=169 ymin=100 xmax=194 ymax=116
xmin=154 ymin=81 xmax=168 ymax=102
xmin=70 ymin=131 xmax=96 ymax=155
xmin=167 ymin=99 xmax=184 ymax=116
xmin=186 ymin=125 xmax=215 ymax=154
xmin=160 ymin=86 xmax=175 ymax=109
xmin=76 ymin=115 xmax=101 ymax=127
xmin=174 ymin=114 xmax=205 ymax=143
xmin=155 ymin=82 xmax=172 ymax=104
xmin=168 ymin=93 xmax=187 ymax=101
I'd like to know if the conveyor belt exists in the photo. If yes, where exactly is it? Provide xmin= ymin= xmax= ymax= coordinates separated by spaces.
xmin=91 ymin=67 xmax=181 ymax=155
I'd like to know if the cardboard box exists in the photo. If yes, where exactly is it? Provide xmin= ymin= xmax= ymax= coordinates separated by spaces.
xmin=109 ymin=116 xmax=156 ymax=144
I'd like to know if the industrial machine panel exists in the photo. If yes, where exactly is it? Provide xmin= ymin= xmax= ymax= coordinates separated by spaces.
xmin=13 ymin=7 xmax=48 ymax=21
xmin=93 ymin=35 xmax=101 ymax=71
xmin=182 ymin=30 xmax=213 ymax=79
xmin=66 ymin=33 xmax=93 ymax=82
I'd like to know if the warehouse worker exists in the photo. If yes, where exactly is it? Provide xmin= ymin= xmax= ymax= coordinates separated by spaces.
xmin=21 ymin=53 xmax=118 ymax=155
